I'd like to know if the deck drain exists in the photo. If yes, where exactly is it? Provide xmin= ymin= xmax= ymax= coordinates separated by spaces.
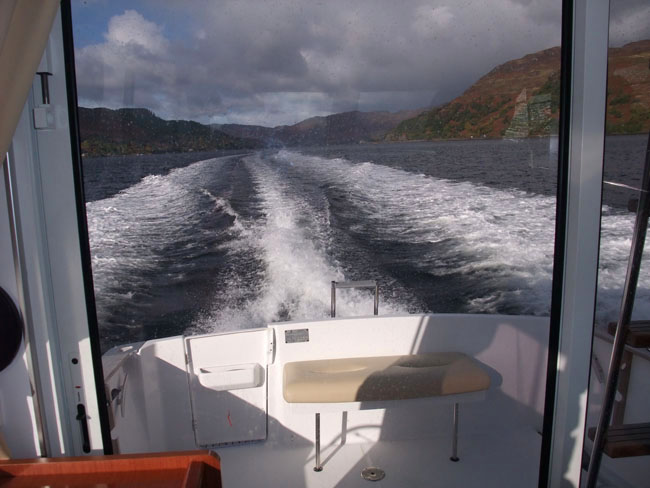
xmin=361 ymin=467 xmax=385 ymax=481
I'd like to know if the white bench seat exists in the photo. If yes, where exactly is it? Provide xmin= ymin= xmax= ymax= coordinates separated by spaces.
xmin=283 ymin=352 xmax=492 ymax=469
xmin=283 ymin=352 xmax=490 ymax=403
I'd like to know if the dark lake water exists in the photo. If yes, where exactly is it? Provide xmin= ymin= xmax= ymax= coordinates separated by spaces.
xmin=82 ymin=135 xmax=649 ymax=351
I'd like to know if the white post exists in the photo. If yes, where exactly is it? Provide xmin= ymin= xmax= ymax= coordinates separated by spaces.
xmin=545 ymin=0 xmax=609 ymax=486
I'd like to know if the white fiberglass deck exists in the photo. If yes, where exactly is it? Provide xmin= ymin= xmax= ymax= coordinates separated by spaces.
xmin=102 ymin=314 xmax=650 ymax=487
xmin=104 ymin=314 xmax=552 ymax=487
xmin=217 ymin=428 xmax=541 ymax=487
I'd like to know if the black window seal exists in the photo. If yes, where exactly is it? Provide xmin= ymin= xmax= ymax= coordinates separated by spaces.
xmin=61 ymin=0 xmax=114 ymax=455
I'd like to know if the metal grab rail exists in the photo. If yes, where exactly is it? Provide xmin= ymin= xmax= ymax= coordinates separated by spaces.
xmin=330 ymin=280 xmax=379 ymax=317
xmin=586 ymin=133 xmax=650 ymax=488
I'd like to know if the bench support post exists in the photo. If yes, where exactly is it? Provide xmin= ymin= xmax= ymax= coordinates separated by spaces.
xmin=450 ymin=403 xmax=460 ymax=462
xmin=314 ymin=413 xmax=323 ymax=472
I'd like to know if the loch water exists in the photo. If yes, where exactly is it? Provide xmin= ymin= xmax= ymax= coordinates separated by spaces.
xmin=82 ymin=135 xmax=649 ymax=351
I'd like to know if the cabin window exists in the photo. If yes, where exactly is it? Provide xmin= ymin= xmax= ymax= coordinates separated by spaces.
xmin=68 ymin=0 xmax=579 ymax=485
xmin=71 ymin=0 xmax=564 ymax=351
xmin=585 ymin=1 xmax=650 ymax=486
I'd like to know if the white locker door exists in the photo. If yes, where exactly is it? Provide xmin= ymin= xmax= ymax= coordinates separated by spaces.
xmin=185 ymin=328 xmax=271 ymax=447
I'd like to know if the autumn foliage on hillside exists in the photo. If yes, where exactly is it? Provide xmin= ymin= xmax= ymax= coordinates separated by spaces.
xmin=389 ymin=40 xmax=650 ymax=141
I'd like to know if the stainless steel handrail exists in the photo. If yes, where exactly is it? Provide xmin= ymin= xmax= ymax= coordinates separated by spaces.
xmin=586 ymin=133 xmax=650 ymax=488
xmin=330 ymin=280 xmax=379 ymax=317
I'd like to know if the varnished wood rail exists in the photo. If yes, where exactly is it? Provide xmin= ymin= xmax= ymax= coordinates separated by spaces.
xmin=0 ymin=450 xmax=221 ymax=488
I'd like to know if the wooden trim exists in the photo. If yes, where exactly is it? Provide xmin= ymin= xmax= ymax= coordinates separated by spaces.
xmin=588 ymin=424 xmax=650 ymax=458
xmin=0 ymin=450 xmax=221 ymax=488
xmin=607 ymin=321 xmax=650 ymax=348
xmin=594 ymin=326 xmax=650 ymax=361
xmin=182 ymin=461 xmax=205 ymax=488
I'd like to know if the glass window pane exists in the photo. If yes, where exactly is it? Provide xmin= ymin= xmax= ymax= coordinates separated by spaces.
xmin=587 ymin=1 xmax=650 ymax=485
xmin=71 ymin=1 xmax=565 ymax=485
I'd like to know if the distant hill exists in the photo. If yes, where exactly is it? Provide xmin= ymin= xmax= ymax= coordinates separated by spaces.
xmin=79 ymin=40 xmax=649 ymax=156
xmin=216 ymin=109 xmax=425 ymax=146
xmin=606 ymin=40 xmax=650 ymax=134
xmin=214 ymin=124 xmax=275 ymax=143
xmin=78 ymin=107 xmax=261 ymax=157
xmin=387 ymin=40 xmax=650 ymax=141
xmin=80 ymin=106 xmax=424 ymax=156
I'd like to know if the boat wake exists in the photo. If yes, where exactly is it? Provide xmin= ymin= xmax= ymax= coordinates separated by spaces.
xmin=85 ymin=146 xmax=650 ymax=349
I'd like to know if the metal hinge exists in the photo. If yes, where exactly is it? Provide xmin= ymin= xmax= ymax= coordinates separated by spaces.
xmin=33 ymin=71 xmax=56 ymax=130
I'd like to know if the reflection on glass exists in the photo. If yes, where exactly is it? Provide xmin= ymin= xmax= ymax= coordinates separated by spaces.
xmin=586 ymin=0 xmax=650 ymax=486
xmin=72 ymin=1 xmax=566 ymax=350
xmin=71 ymin=2 xmax=572 ymax=485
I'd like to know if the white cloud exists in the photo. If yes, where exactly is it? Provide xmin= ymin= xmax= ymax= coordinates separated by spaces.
xmin=104 ymin=10 xmax=168 ymax=54
xmin=72 ymin=0 xmax=646 ymax=126
xmin=609 ymin=4 xmax=650 ymax=46
xmin=209 ymin=92 xmax=334 ymax=126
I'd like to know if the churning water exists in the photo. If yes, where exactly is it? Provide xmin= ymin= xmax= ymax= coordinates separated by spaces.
xmin=83 ymin=135 xmax=649 ymax=351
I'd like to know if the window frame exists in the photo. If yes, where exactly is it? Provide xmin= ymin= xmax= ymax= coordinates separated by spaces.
xmin=14 ymin=0 xmax=610 ymax=482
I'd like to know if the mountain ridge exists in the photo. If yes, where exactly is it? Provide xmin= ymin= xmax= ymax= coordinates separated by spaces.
xmin=78 ymin=40 xmax=649 ymax=156
xmin=387 ymin=40 xmax=650 ymax=141
xmin=214 ymin=108 xmax=425 ymax=146
xmin=78 ymin=107 xmax=263 ymax=156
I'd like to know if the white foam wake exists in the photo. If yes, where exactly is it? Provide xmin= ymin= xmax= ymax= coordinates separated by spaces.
xmin=596 ymin=208 xmax=650 ymax=323
xmin=274 ymin=149 xmax=650 ymax=323
xmin=86 ymin=156 xmax=232 ymax=321
xmin=271 ymin=149 xmax=556 ymax=316
xmin=193 ymin=153 xmax=406 ymax=334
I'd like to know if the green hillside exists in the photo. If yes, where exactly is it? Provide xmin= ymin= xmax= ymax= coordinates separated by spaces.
xmin=79 ymin=107 xmax=261 ymax=157
xmin=388 ymin=40 xmax=649 ymax=141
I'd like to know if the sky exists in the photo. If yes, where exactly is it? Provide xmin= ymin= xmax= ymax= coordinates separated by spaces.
xmin=72 ymin=0 xmax=650 ymax=127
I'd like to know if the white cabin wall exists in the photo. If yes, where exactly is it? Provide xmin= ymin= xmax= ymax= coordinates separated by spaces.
xmin=0 ymin=157 xmax=42 ymax=458
xmin=27 ymin=10 xmax=104 ymax=456
xmin=0 ymin=9 xmax=105 ymax=457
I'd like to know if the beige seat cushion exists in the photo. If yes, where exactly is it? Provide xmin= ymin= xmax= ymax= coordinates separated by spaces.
xmin=283 ymin=352 xmax=490 ymax=403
